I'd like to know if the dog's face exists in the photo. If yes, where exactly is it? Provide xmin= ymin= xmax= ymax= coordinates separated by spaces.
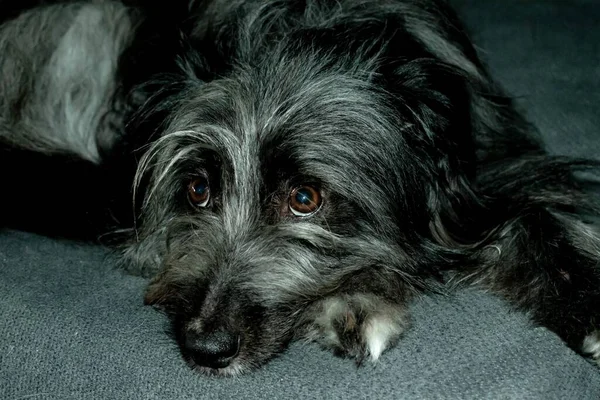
xmin=130 ymin=39 xmax=474 ymax=375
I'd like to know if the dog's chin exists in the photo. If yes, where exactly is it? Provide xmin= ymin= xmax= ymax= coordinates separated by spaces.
xmin=182 ymin=346 xmax=281 ymax=377
xmin=185 ymin=356 xmax=251 ymax=377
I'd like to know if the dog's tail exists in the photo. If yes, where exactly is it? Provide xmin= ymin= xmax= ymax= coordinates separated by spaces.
xmin=449 ymin=155 xmax=600 ymax=359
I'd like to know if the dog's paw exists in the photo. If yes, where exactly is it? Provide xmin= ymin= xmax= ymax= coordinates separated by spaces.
xmin=302 ymin=294 xmax=409 ymax=364
xmin=582 ymin=331 xmax=600 ymax=365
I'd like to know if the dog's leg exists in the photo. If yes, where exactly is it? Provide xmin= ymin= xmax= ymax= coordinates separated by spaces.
xmin=455 ymin=158 xmax=600 ymax=362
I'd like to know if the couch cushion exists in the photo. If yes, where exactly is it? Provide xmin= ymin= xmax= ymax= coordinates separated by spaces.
xmin=2 ymin=230 xmax=600 ymax=399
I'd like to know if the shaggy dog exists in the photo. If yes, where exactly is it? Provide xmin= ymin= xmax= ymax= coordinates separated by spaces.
xmin=1 ymin=0 xmax=600 ymax=376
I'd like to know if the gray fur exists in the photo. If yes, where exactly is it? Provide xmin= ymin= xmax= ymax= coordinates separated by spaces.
xmin=132 ymin=23 xmax=438 ymax=375
xmin=0 ymin=1 xmax=134 ymax=162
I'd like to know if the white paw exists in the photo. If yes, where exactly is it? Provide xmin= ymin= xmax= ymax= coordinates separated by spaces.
xmin=304 ymin=294 xmax=408 ymax=363
xmin=583 ymin=331 xmax=600 ymax=363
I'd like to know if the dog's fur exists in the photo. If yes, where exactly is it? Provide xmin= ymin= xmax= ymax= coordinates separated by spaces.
xmin=2 ymin=0 xmax=600 ymax=376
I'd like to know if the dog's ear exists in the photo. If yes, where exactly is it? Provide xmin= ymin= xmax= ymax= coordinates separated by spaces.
xmin=382 ymin=43 xmax=543 ymax=247
xmin=382 ymin=59 xmax=483 ymax=246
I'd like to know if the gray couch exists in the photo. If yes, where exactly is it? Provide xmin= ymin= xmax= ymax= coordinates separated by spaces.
xmin=2 ymin=1 xmax=600 ymax=398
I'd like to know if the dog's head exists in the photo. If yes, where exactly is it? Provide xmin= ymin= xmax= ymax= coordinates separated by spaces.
xmin=125 ymin=5 xmax=503 ymax=376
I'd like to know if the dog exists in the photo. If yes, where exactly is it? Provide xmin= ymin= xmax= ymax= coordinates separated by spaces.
xmin=2 ymin=0 xmax=600 ymax=377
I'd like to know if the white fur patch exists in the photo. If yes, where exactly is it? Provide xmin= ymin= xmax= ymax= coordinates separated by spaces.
xmin=583 ymin=331 xmax=600 ymax=363
xmin=363 ymin=315 xmax=405 ymax=361
xmin=312 ymin=297 xmax=346 ymax=347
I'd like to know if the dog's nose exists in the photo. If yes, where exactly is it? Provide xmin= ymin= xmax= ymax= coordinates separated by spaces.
xmin=185 ymin=330 xmax=240 ymax=369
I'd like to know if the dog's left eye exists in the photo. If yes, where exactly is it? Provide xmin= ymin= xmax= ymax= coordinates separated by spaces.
xmin=188 ymin=177 xmax=211 ymax=207
xmin=289 ymin=185 xmax=322 ymax=217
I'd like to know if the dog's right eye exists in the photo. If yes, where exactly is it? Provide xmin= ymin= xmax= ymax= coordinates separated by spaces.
xmin=289 ymin=185 xmax=322 ymax=217
xmin=188 ymin=177 xmax=211 ymax=208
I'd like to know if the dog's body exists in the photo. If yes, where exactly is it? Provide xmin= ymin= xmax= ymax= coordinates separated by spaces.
xmin=2 ymin=0 xmax=600 ymax=376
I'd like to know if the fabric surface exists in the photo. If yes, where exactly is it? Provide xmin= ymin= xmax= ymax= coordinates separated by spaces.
xmin=2 ymin=231 xmax=600 ymax=400
xmin=455 ymin=0 xmax=600 ymax=159
xmin=2 ymin=0 xmax=600 ymax=399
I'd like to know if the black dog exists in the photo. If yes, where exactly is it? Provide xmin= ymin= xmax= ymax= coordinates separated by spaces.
xmin=1 ymin=0 xmax=599 ymax=376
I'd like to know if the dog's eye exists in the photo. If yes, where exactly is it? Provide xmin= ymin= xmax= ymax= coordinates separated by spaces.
xmin=289 ymin=185 xmax=322 ymax=217
xmin=188 ymin=177 xmax=211 ymax=207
